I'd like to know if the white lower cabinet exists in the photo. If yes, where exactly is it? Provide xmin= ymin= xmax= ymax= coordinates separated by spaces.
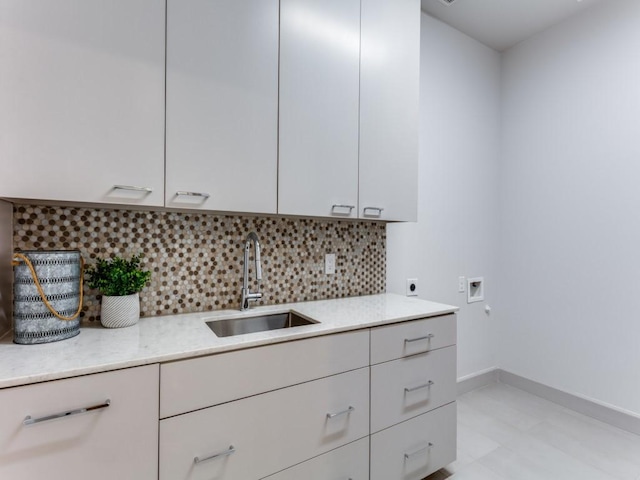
xmin=370 ymin=315 xmax=457 ymax=479
xmin=371 ymin=346 xmax=457 ymax=433
xmin=160 ymin=329 xmax=369 ymax=418
xmin=261 ymin=437 xmax=370 ymax=480
xmin=0 ymin=365 xmax=159 ymax=480
xmin=2 ymin=315 xmax=456 ymax=479
xmin=370 ymin=314 xmax=457 ymax=365
xmin=159 ymin=367 xmax=370 ymax=480
xmin=370 ymin=402 xmax=457 ymax=480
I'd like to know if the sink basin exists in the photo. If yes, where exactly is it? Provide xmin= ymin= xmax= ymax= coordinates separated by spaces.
xmin=206 ymin=311 xmax=318 ymax=337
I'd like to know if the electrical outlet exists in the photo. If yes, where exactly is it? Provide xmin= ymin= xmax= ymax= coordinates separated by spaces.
xmin=406 ymin=278 xmax=418 ymax=297
xmin=325 ymin=254 xmax=336 ymax=275
xmin=458 ymin=276 xmax=466 ymax=293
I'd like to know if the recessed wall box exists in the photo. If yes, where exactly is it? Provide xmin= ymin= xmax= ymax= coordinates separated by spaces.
xmin=467 ymin=277 xmax=484 ymax=303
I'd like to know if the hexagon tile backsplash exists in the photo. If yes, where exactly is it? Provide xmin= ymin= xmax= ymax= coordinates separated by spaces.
xmin=13 ymin=205 xmax=386 ymax=323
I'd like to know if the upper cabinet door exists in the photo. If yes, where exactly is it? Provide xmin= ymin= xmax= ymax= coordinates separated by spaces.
xmin=0 ymin=0 xmax=165 ymax=207
xmin=166 ymin=0 xmax=279 ymax=214
xmin=359 ymin=0 xmax=420 ymax=222
xmin=278 ymin=0 xmax=361 ymax=219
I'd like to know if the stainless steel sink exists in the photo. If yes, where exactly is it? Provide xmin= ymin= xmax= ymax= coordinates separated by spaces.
xmin=205 ymin=311 xmax=318 ymax=337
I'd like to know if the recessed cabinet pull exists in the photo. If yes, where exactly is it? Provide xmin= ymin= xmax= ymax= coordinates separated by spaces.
xmin=176 ymin=191 xmax=211 ymax=199
xmin=404 ymin=442 xmax=434 ymax=460
xmin=23 ymin=399 xmax=111 ymax=426
xmin=194 ymin=445 xmax=236 ymax=464
xmin=404 ymin=333 xmax=434 ymax=344
xmin=404 ymin=380 xmax=434 ymax=393
xmin=331 ymin=204 xmax=355 ymax=215
xmin=113 ymin=185 xmax=153 ymax=193
xmin=363 ymin=206 xmax=384 ymax=217
xmin=326 ymin=405 xmax=355 ymax=419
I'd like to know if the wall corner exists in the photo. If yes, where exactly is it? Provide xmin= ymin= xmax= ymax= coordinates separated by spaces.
xmin=0 ymin=200 xmax=12 ymax=339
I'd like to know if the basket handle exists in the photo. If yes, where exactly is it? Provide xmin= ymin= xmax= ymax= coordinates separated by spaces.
xmin=12 ymin=253 xmax=85 ymax=322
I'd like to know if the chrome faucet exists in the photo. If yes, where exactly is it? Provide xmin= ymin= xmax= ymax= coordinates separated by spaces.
xmin=241 ymin=232 xmax=263 ymax=310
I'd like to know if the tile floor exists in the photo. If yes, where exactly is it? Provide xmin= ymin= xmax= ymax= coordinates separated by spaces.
xmin=425 ymin=383 xmax=640 ymax=480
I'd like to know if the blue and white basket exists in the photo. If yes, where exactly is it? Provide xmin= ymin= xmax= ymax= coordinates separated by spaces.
xmin=13 ymin=250 xmax=83 ymax=345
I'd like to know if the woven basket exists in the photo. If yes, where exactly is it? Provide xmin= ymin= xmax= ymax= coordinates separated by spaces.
xmin=13 ymin=250 xmax=83 ymax=344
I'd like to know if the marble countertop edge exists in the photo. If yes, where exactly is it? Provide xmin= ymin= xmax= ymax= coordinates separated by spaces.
xmin=0 ymin=293 xmax=458 ymax=390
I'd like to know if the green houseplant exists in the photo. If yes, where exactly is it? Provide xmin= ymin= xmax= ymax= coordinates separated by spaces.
xmin=86 ymin=255 xmax=151 ymax=328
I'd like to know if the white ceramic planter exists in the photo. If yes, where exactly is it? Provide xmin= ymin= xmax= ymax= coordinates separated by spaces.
xmin=100 ymin=293 xmax=140 ymax=329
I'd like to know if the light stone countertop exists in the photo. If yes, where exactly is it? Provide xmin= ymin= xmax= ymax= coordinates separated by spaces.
xmin=0 ymin=293 xmax=458 ymax=390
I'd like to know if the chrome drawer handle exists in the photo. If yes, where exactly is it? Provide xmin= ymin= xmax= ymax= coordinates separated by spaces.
xmin=113 ymin=184 xmax=153 ymax=193
xmin=176 ymin=191 xmax=211 ymax=199
xmin=404 ymin=333 xmax=434 ymax=344
xmin=327 ymin=405 xmax=355 ymax=419
xmin=404 ymin=442 xmax=433 ymax=460
xmin=23 ymin=399 xmax=111 ymax=426
xmin=363 ymin=206 xmax=384 ymax=217
xmin=331 ymin=204 xmax=355 ymax=215
xmin=404 ymin=380 xmax=434 ymax=393
xmin=194 ymin=445 xmax=235 ymax=464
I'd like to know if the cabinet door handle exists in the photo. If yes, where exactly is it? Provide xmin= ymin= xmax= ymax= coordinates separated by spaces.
xmin=331 ymin=204 xmax=355 ymax=215
xmin=404 ymin=380 xmax=434 ymax=393
xmin=23 ymin=399 xmax=111 ymax=426
xmin=113 ymin=185 xmax=153 ymax=193
xmin=326 ymin=405 xmax=355 ymax=419
xmin=404 ymin=442 xmax=433 ymax=460
xmin=194 ymin=445 xmax=235 ymax=464
xmin=404 ymin=333 xmax=434 ymax=344
xmin=363 ymin=206 xmax=384 ymax=217
xmin=176 ymin=191 xmax=211 ymax=199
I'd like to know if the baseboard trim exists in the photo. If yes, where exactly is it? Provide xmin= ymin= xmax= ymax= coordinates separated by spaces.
xmin=457 ymin=367 xmax=499 ymax=396
xmin=498 ymin=370 xmax=640 ymax=436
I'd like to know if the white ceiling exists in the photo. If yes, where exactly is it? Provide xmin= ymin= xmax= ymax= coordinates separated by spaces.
xmin=420 ymin=0 xmax=605 ymax=51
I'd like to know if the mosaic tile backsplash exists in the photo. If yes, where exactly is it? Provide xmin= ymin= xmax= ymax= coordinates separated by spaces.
xmin=13 ymin=205 xmax=386 ymax=323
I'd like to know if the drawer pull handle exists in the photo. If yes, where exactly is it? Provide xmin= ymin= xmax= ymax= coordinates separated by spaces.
xmin=363 ymin=206 xmax=384 ymax=217
xmin=404 ymin=333 xmax=434 ymax=344
xmin=327 ymin=405 xmax=355 ymax=419
xmin=404 ymin=380 xmax=434 ymax=393
xmin=194 ymin=445 xmax=236 ymax=464
xmin=113 ymin=185 xmax=153 ymax=193
xmin=404 ymin=442 xmax=434 ymax=460
xmin=23 ymin=399 xmax=111 ymax=426
xmin=331 ymin=204 xmax=355 ymax=215
xmin=176 ymin=191 xmax=211 ymax=199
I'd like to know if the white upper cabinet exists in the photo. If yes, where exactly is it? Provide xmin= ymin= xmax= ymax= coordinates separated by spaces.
xmin=166 ymin=0 xmax=279 ymax=214
xmin=278 ymin=0 xmax=361 ymax=219
xmin=359 ymin=0 xmax=420 ymax=221
xmin=0 ymin=0 xmax=165 ymax=207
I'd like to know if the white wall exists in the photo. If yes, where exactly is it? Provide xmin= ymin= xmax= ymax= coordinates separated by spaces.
xmin=387 ymin=13 xmax=501 ymax=381
xmin=499 ymin=0 xmax=640 ymax=415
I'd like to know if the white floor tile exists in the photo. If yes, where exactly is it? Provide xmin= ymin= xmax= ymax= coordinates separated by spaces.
xmin=422 ymin=383 xmax=640 ymax=480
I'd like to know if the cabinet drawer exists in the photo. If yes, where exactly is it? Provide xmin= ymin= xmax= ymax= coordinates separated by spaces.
xmin=371 ymin=346 xmax=456 ymax=433
xmin=370 ymin=314 xmax=456 ymax=364
xmin=370 ymin=402 xmax=456 ymax=480
xmin=261 ymin=437 xmax=369 ymax=480
xmin=161 ymin=329 xmax=369 ymax=418
xmin=0 ymin=365 xmax=159 ymax=480
xmin=160 ymin=367 xmax=370 ymax=480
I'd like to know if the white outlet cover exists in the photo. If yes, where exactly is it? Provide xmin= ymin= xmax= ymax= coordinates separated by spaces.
xmin=325 ymin=254 xmax=336 ymax=275
xmin=406 ymin=278 xmax=418 ymax=297
xmin=458 ymin=276 xmax=466 ymax=293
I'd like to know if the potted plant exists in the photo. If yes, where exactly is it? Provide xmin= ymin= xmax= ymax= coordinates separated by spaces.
xmin=86 ymin=254 xmax=151 ymax=328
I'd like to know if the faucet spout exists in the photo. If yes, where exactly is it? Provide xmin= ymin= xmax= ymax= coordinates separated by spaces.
xmin=241 ymin=232 xmax=263 ymax=311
